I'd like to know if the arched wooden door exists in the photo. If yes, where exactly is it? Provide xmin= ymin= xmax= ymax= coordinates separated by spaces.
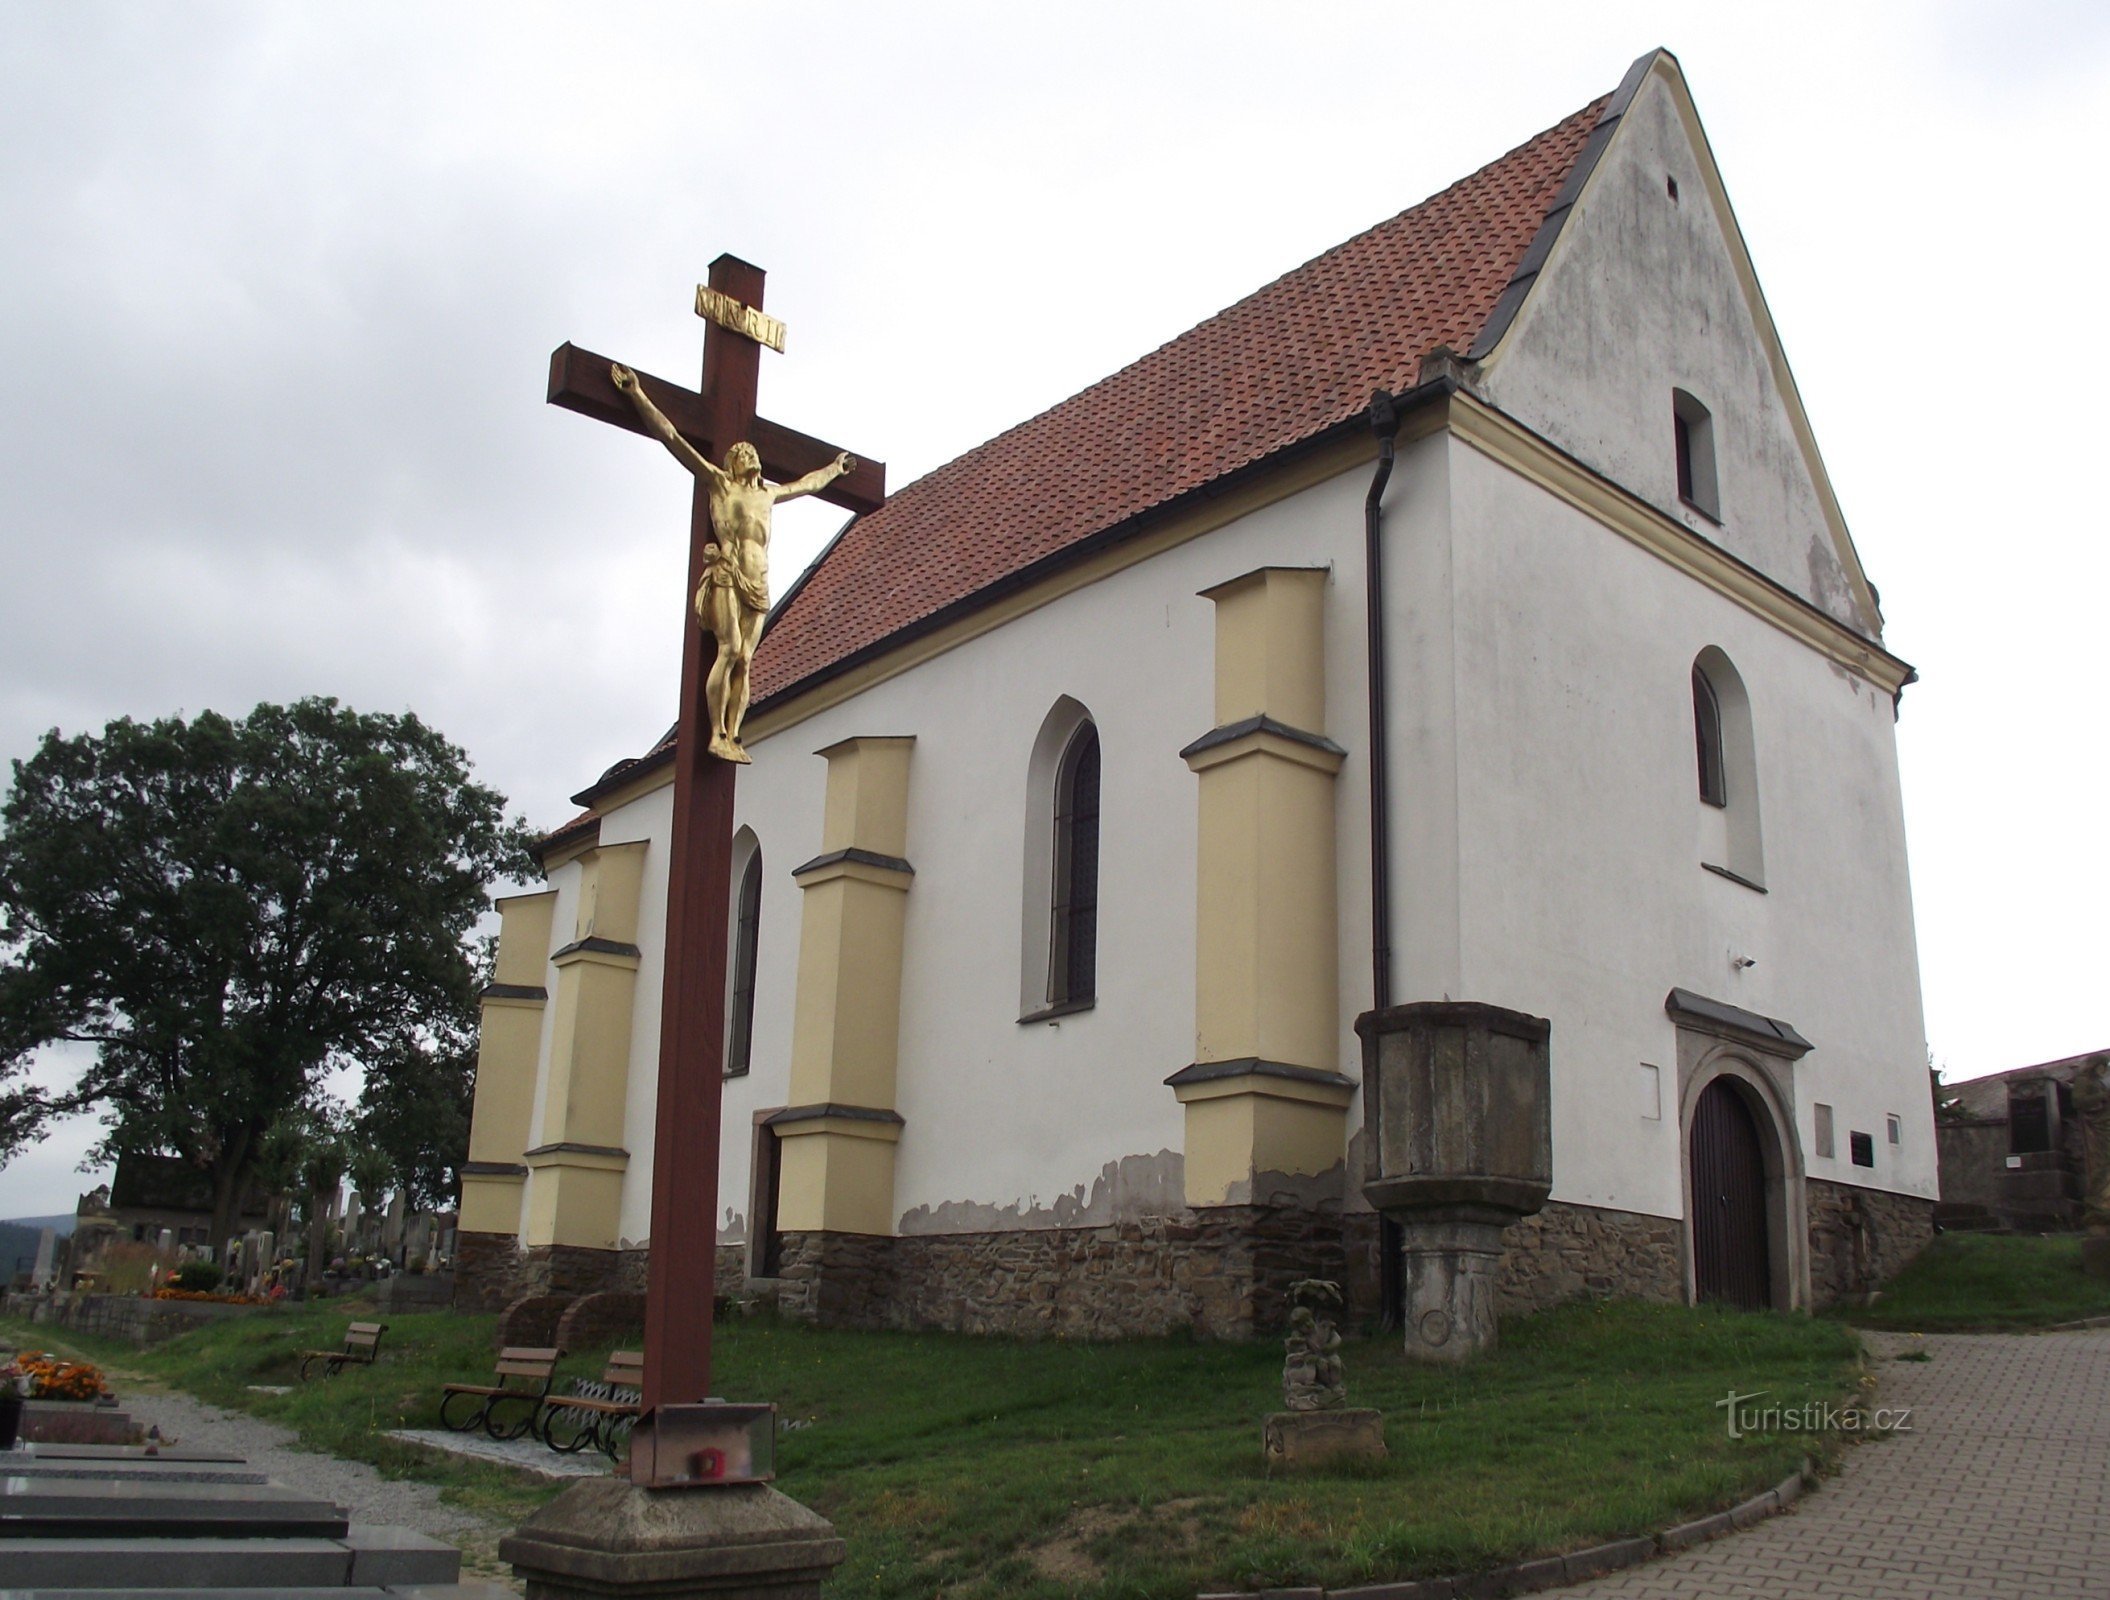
xmin=1690 ymin=1078 xmax=1772 ymax=1310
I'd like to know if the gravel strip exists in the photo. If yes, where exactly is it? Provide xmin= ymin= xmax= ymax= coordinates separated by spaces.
xmin=123 ymin=1387 xmax=486 ymax=1540
xmin=121 ymin=1386 xmax=525 ymax=1591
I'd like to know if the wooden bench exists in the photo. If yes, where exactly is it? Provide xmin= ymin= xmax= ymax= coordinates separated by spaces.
xmin=297 ymin=1321 xmax=387 ymax=1381
xmin=439 ymin=1346 xmax=564 ymax=1440
xmin=539 ymin=1350 xmax=643 ymax=1459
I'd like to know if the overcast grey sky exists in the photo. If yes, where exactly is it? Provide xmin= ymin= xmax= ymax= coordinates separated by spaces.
xmin=2 ymin=2 xmax=2104 ymax=1218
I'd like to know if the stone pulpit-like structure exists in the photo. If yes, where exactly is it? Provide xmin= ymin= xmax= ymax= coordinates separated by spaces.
xmin=1357 ymin=1002 xmax=1552 ymax=1361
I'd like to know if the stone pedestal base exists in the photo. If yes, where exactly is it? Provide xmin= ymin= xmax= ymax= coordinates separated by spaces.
xmin=1263 ymin=1408 xmax=1386 ymax=1469
xmin=1397 ymin=1215 xmax=1506 ymax=1362
xmin=500 ymin=1477 xmax=845 ymax=1599
xmin=2081 ymin=1233 xmax=2110 ymax=1284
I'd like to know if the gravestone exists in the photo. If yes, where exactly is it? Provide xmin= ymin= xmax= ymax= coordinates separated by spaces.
xmin=384 ymin=1191 xmax=408 ymax=1260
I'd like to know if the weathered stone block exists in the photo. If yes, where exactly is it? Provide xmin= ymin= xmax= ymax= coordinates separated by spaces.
xmin=501 ymin=1476 xmax=844 ymax=1599
xmin=1261 ymin=1407 xmax=1385 ymax=1469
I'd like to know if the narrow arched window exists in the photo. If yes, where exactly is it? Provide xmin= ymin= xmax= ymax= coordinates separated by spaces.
xmin=1048 ymin=723 xmax=1101 ymax=1005
xmin=1692 ymin=664 xmax=1726 ymax=807
xmin=1691 ymin=648 xmax=1764 ymax=889
xmin=1673 ymin=389 xmax=1719 ymax=520
xmin=726 ymin=847 xmax=762 ymax=1077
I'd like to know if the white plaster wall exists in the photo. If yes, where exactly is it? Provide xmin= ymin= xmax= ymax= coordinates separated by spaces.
xmin=1478 ymin=70 xmax=1868 ymax=635
xmin=558 ymin=463 xmax=1389 ymax=1245
xmin=1440 ymin=438 xmax=1934 ymax=1217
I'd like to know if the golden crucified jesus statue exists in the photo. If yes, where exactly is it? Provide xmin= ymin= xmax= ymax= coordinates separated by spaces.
xmin=611 ymin=363 xmax=855 ymax=762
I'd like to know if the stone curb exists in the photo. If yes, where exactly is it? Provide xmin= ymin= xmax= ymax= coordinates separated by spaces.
xmin=1197 ymin=1464 xmax=1809 ymax=1600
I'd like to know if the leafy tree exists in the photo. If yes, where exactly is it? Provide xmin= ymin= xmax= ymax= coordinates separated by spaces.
xmin=0 ymin=698 xmax=537 ymax=1246
xmin=350 ymin=933 xmax=490 ymax=1213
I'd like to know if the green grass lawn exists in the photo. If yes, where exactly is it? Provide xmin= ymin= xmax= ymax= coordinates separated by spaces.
xmin=3 ymin=1298 xmax=1858 ymax=1599
xmin=1843 ymin=1232 xmax=2110 ymax=1332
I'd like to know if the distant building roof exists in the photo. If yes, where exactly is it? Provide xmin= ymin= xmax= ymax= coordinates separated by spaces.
xmin=1947 ymin=1049 xmax=2109 ymax=1121
xmin=102 ymin=1154 xmax=270 ymax=1220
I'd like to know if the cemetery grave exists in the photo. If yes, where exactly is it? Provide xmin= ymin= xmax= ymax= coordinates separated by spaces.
xmin=0 ymin=1339 xmax=508 ymax=1597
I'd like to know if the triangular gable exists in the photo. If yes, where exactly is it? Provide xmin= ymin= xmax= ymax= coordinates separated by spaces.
xmin=1471 ymin=50 xmax=1884 ymax=639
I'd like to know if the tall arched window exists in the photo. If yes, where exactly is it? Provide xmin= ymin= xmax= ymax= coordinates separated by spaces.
xmin=1691 ymin=649 xmax=1764 ymax=889
xmin=1692 ymin=665 xmax=1726 ymax=807
xmin=725 ymin=841 xmax=763 ymax=1076
xmin=1019 ymin=698 xmax=1101 ymax=1020
xmin=1048 ymin=723 xmax=1101 ymax=1006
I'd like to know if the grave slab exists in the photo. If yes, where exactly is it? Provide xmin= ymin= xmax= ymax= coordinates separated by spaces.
xmin=0 ymin=1475 xmax=350 ymax=1539
xmin=0 ymin=1469 xmax=272 ymax=1494
xmin=342 ymin=1521 xmax=464 ymax=1586
xmin=23 ymin=1442 xmax=247 ymax=1463
xmin=0 ymin=1534 xmax=356 ymax=1588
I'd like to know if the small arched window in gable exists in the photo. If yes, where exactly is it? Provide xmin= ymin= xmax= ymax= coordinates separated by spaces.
xmin=1048 ymin=722 xmax=1101 ymax=1006
xmin=1692 ymin=664 xmax=1726 ymax=807
xmin=1673 ymin=389 xmax=1719 ymax=521
xmin=725 ymin=839 xmax=763 ymax=1077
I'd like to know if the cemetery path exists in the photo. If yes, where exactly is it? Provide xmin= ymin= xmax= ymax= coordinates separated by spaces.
xmin=1534 ymin=1327 xmax=2110 ymax=1599
xmin=121 ymin=1386 xmax=522 ymax=1592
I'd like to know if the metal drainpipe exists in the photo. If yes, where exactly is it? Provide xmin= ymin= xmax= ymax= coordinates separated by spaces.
xmin=1363 ymin=390 xmax=1399 ymax=1014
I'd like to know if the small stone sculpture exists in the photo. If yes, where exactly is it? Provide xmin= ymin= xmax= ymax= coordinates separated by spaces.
xmin=1281 ymin=1279 xmax=1347 ymax=1412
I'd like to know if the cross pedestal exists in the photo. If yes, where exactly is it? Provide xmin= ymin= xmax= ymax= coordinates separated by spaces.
xmin=501 ymin=256 xmax=881 ymax=1596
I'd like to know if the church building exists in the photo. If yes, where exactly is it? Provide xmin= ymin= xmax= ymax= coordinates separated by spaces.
xmin=456 ymin=50 xmax=1937 ymax=1337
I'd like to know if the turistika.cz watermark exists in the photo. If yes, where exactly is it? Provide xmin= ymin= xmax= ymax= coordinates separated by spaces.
xmin=1716 ymin=1389 xmax=1913 ymax=1439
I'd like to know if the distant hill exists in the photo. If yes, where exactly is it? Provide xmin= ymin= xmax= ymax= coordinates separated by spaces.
xmin=1 ymin=1214 xmax=75 ymax=1237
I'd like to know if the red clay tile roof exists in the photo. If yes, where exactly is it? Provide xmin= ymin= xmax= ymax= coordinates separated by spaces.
xmin=748 ymin=93 xmax=1608 ymax=707
xmin=546 ymin=92 xmax=1606 ymax=838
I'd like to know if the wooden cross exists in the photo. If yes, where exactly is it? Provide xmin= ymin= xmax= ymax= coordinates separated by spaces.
xmin=548 ymin=255 xmax=883 ymax=1436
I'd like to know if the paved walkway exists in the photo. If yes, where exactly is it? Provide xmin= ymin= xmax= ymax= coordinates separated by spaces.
xmin=1537 ymin=1328 xmax=2110 ymax=1599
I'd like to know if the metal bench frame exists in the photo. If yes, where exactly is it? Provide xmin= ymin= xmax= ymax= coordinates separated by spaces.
xmin=297 ymin=1321 xmax=388 ymax=1381
xmin=539 ymin=1351 xmax=644 ymax=1460
xmin=439 ymin=1345 xmax=564 ymax=1440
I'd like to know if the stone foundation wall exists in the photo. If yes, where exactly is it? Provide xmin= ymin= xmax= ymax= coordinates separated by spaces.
xmin=774 ymin=1206 xmax=1347 ymax=1340
xmin=452 ymin=1233 xmax=636 ymax=1315
xmin=1935 ymin=1119 xmax=2009 ymax=1211
xmin=554 ymin=1290 xmax=647 ymax=1351
xmin=1495 ymin=1201 xmax=1686 ymax=1315
xmin=2 ymin=1291 xmax=262 ymax=1349
xmin=1807 ymin=1179 xmax=1934 ymax=1308
xmin=497 ymin=1293 xmax=570 ymax=1349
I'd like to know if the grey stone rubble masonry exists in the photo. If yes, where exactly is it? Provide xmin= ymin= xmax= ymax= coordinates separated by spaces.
xmin=454 ymin=1232 xmax=742 ymax=1318
xmin=1193 ymin=1468 xmax=1804 ymax=1600
xmin=3 ymin=1288 xmax=259 ymax=1348
xmin=1806 ymin=1179 xmax=1936 ymax=1309
xmin=456 ymin=1182 xmax=1934 ymax=1342
xmin=772 ymin=1206 xmax=1348 ymax=1340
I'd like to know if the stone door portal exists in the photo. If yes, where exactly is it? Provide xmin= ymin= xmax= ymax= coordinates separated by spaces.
xmin=1690 ymin=1077 xmax=1772 ymax=1310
